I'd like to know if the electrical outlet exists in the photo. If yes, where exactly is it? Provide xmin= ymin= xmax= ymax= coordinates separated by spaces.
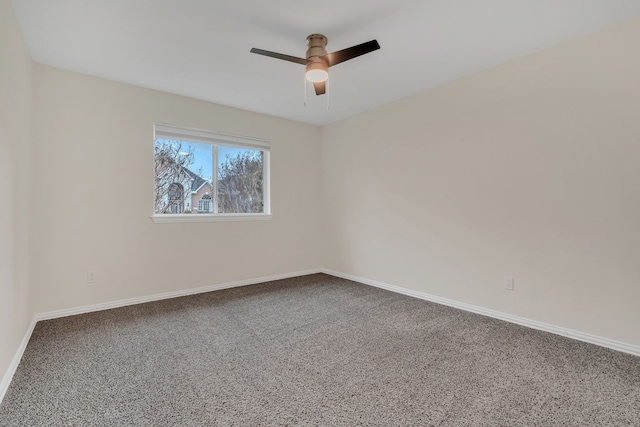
xmin=87 ymin=271 xmax=97 ymax=284
xmin=504 ymin=276 xmax=514 ymax=291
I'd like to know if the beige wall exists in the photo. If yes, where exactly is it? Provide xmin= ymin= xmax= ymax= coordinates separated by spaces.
xmin=30 ymin=65 xmax=322 ymax=313
xmin=321 ymin=17 xmax=640 ymax=346
xmin=0 ymin=0 xmax=32 ymax=387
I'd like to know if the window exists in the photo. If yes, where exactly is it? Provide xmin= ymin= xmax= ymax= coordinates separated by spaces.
xmin=198 ymin=194 xmax=212 ymax=213
xmin=153 ymin=123 xmax=270 ymax=223
xmin=167 ymin=183 xmax=184 ymax=213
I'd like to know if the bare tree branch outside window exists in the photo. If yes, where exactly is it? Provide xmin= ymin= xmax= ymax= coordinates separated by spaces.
xmin=154 ymin=140 xmax=194 ymax=214
xmin=218 ymin=150 xmax=264 ymax=213
xmin=154 ymin=139 xmax=265 ymax=215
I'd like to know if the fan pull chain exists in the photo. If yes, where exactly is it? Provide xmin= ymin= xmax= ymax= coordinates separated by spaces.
xmin=326 ymin=78 xmax=330 ymax=110
xmin=304 ymin=76 xmax=307 ymax=107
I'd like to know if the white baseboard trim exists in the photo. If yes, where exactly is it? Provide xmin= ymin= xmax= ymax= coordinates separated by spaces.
xmin=0 ymin=318 xmax=37 ymax=405
xmin=321 ymin=269 xmax=640 ymax=357
xmin=0 ymin=268 xmax=321 ymax=405
xmin=35 ymin=269 xmax=322 ymax=321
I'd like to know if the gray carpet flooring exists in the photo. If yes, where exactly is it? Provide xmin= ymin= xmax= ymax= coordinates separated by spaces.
xmin=0 ymin=273 xmax=639 ymax=426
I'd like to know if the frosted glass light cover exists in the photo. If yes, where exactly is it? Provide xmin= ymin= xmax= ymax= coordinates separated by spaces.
xmin=305 ymin=69 xmax=329 ymax=82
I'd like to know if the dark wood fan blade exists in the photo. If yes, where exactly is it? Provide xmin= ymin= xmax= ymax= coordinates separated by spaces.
xmin=313 ymin=81 xmax=326 ymax=95
xmin=325 ymin=40 xmax=380 ymax=67
xmin=250 ymin=48 xmax=307 ymax=65
xmin=313 ymin=82 xmax=327 ymax=95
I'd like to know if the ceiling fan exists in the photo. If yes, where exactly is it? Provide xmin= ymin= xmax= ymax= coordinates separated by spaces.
xmin=250 ymin=34 xmax=380 ymax=96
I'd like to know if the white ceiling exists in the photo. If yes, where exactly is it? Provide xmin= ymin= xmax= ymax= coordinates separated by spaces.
xmin=11 ymin=0 xmax=640 ymax=126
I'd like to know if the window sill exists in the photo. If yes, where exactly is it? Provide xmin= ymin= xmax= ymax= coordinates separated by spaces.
xmin=151 ymin=214 xmax=272 ymax=223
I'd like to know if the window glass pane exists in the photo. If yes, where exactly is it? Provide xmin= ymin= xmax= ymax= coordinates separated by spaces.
xmin=217 ymin=145 xmax=264 ymax=213
xmin=154 ymin=139 xmax=213 ymax=214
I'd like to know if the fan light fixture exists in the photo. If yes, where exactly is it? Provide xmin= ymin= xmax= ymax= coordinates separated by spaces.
xmin=305 ymin=62 xmax=329 ymax=82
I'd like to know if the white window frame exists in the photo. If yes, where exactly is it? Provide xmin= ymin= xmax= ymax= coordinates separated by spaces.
xmin=152 ymin=123 xmax=271 ymax=223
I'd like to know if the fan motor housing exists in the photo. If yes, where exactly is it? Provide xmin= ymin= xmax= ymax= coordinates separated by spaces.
xmin=306 ymin=34 xmax=328 ymax=59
